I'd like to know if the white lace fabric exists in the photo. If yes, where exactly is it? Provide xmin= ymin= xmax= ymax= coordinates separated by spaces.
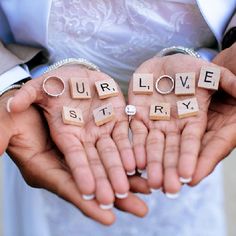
xmin=48 ymin=0 xmax=215 ymax=92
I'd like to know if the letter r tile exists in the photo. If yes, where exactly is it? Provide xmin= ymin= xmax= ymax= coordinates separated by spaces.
xmin=133 ymin=73 xmax=153 ymax=94
xmin=150 ymin=103 xmax=171 ymax=121
xmin=177 ymin=97 xmax=199 ymax=119
xmin=95 ymin=79 xmax=119 ymax=99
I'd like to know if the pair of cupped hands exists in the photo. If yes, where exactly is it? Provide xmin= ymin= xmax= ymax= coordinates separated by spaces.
xmin=1 ymin=48 xmax=236 ymax=225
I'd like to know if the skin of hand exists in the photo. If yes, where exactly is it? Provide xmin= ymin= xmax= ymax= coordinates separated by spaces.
xmin=128 ymin=54 xmax=236 ymax=195
xmin=8 ymin=65 xmax=136 ymax=207
xmin=190 ymin=43 xmax=236 ymax=185
xmin=212 ymin=42 xmax=236 ymax=75
xmin=0 ymin=90 xmax=149 ymax=225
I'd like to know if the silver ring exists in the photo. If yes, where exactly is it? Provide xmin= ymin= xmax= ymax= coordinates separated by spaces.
xmin=42 ymin=76 xmax=65 ymax=97
xmin=155 ymin=75 xmax=175 ymax=95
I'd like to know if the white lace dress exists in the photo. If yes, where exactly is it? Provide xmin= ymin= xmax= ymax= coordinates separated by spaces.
xmin=3 ymin=1 xmax=226 ymax=236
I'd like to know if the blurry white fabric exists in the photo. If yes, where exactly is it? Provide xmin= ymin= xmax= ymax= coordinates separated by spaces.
xmin=0 ymin=66 xmax=30 ymax=91
xmin=3 ymin=1 xmax=227 ymax=235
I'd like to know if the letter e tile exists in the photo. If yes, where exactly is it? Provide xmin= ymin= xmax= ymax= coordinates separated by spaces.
xmin=177 ymin=97 xmax=199 ymax=119
xmin=93 ymin=103 xmax=114 ymax=126
xmin=133 ymin=73 xmax=153 ymax=94
xmin=62 ymin=106 xmax=84 ymax=126
xmin=198 ymin=66 xmax=221 ymax=90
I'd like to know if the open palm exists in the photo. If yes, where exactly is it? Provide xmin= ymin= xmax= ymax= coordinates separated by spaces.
xmin=10 ymin=65 xmax=136 ymax=207
xmin=0 ymin=91 xmax=148 ymax=224
xmin=128 ymin=54 xmax=220 ymax=195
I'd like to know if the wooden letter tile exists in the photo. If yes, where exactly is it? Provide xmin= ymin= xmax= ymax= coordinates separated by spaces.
xmin=175 ymin=72 xmax=195 ymax=95
xmin=133 ymin=73 xmax=153 ymax=94
xmin=62 ymin=106 xmax=84 ymax=126
xmin=93 ymin=103 xmax=114 ymax=126
xmin=95 ymin=79 xmax=119 ymax=99
xmin=177 ymin=97 xmax=199 ymax=119
xmin=198 ymin=66 xmax=221 ymax=90
xmin=150 ymin=103 xmax=171 ymax=121
xmin=69 ymin=78 xmax=91 ymax=99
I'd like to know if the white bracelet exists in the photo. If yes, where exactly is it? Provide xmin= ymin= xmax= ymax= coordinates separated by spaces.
xmin=156 ymin=46 xmax=201 ymax=58
xmin=44 ymin=58 xmax=100 ymax=74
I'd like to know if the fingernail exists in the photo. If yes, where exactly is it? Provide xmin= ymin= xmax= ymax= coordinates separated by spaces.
xmin=137 ymin=169 xmax=144 ymax=174
xmin=179 ymin=177 xmax=192 ymax=184
xmin=165 ymin=192 xmax=180 ymax=199
xmin=150 ymin=188 xmax=161 ymax=193
xmin=126 ymin=170 xmax=136 ymax=176
xmin=115 ymin=192 xmax=128 ymax=199
xmin=82 ymin=194 xmax=95 ymax=201
xmin=99 ymin=203 xmax=114 ymax=210
xmin=141 ymin=170 xmax=148 ymax=179
xmin=6 ymin=97 xmax=13 ymax=113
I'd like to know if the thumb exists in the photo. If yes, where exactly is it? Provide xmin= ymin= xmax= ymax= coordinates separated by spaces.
xmin=9 ymin=80 xmax=43 ymax=113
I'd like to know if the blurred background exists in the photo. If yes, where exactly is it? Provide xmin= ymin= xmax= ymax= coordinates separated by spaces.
xmin=0 ymin=149 xmax=235 ymax=236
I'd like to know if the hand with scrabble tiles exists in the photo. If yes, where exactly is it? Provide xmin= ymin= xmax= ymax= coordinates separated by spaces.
xmin=7 ymin=65 xmax=137 ymax=210
xmin=190 ymin=44 xmax=236 ymax=185
xmin=0 ymin=90 xmax=149 ymax=224
xmin=0 ymin=89 xmax=117 ymax=225
xmin=128 ymin=53 xmax=235 ymax=196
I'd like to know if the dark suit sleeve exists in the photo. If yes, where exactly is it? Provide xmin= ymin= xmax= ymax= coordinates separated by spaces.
xmin=222 ymin=13 xmax=236 ymax=49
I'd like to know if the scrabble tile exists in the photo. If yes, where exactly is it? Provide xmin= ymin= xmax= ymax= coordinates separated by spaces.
xmin=69 ymin=78 xmax=91 ymax=99
xmin=198 ymin=66 xmax=221 ymax=90
xmin=175 ymin=72 xmax=195 ymax=95
xmin=93 ymin=103 xmax=114 ymax=126
xmin=62 ymin=106 xmax=84 ymax=126
xmin=95 ymin=79 xmax=119 ymax=99
xmin=133 ymin=73 xmax=153 ymax=94
xmin=149 ymin=103 xmax=171 ymax=121
xmin=177 ymin=97 xmax=199 ymax=119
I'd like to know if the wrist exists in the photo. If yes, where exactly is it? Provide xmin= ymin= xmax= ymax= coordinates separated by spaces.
xmin=44 ymin=58 xmax=100 ymax=74
xmin=156 ymin=46 xmax=201 ymax=58
xmin=43 ymin=64 xmax=95 ymax=80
